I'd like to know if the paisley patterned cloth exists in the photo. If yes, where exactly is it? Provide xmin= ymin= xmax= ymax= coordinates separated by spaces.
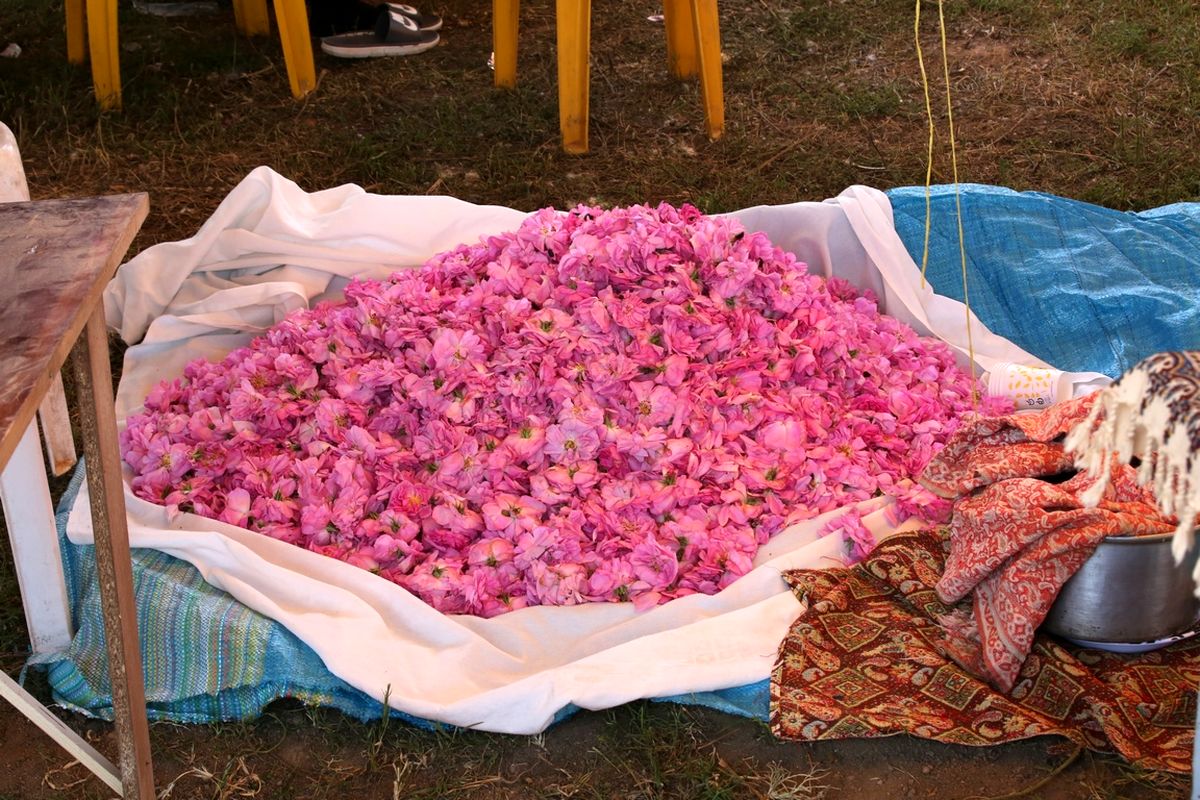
xmin=920 ymin=394 xmax=1095 ymax=500
xmin=770 ymin=529 xmax=1200 ymax=773
xmin=921 ymin=394 xmax=1175 ymax=691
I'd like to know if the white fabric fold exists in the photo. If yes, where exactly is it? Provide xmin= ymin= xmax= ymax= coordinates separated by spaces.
xmin=70 ymin=167 xmax=1095 ymax=733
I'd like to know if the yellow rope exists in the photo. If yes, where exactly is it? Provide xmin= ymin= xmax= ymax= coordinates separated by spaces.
xmin=914 ymin=0 xmax=935 ymax=288
xmin=914 ymin=0 xmax=978 ymax=406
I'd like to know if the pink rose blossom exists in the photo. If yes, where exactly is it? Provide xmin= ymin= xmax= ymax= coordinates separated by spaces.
xmin=544 ymin=420 xmax=601 ymax=464
xmin=481 ymin=493 xmax=546 ymax=537
xmin=121 ymin=202 xmax=1009 ymax=616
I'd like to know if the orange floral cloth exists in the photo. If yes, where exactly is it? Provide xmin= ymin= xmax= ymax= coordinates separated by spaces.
xmin=770 ymin=529 xmax=1199 ymax=772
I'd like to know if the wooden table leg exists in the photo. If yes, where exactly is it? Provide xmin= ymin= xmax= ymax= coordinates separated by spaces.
xmin=69 ymin=306 xmax=155 ymax=800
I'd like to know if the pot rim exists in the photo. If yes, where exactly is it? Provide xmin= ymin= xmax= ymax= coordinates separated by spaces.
xmin=1099 ymin=529 xmax=1195 ymax=545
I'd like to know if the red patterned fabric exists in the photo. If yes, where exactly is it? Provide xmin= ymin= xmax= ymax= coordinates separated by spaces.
xmin=771 ymin=530 xmax=1200 ymax=773
xmin=920 ymin=395 xmax=1096 ymax=499
xmin=920 ymin=394 xmax=1175 ymax=691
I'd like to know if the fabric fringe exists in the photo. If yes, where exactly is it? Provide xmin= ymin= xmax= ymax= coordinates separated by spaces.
xmin=1064 ymin=353 xmax=1200 ymax=583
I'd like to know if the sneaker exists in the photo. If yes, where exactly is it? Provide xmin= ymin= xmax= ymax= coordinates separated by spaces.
xmin=320 ymin=8 xmax=440 ymax=58
xmin=386 ymin=3 xmax=441 ymax=31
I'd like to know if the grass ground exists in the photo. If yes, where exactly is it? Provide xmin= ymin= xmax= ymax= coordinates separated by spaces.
xmin=1 ymin=0 xmax=1199 ymax=797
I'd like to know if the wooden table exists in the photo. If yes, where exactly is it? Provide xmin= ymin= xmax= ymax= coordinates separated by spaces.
xmin=0 ymin=195 xmax=154 ymax=799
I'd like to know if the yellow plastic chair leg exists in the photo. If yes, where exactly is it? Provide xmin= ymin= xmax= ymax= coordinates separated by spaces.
xmin=65 ymin=0 xmax=87 ymax=64
xmin=233 ymin=0 xmax=271 ymax=37
xmin=273 ymin=0 xmax=317 ymax=98
xmin=493 ymin=0 xmax=519 ymax=89
xmin=662 ymin=0 xmax=697 ymax=79
xmin=555 ymin=0 xmax=591 ymax=154
xmin=690 ymin=0 xmax=723 ymax=140
xmin=85 ymin=0 xmax=120 ymax=110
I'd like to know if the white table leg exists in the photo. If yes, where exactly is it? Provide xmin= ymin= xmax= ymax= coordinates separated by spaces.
xmin=39 ymin=372 xmax=79 ymax=476
xmin=0 ymin=669 xmax=122 ymax=795
xmin=0 ymin=420 xmax=73 ymax=653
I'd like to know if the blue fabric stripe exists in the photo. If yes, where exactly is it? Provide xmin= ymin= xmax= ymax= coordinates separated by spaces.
xmin=35 ymin=465 xmax=404 ymax=724
xmin=35 ymin=464 xmax=769 ymax=727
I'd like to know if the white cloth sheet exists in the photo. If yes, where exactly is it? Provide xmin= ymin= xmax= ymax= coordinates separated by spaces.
xmin=68 ymin=168 xmax=1102 ymax=733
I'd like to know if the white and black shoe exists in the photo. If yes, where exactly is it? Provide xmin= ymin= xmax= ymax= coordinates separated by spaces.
xmin=386 ymin=3 xmax=441 ymax=31
xmin=320 ymin=8 xmax=440 ymax=58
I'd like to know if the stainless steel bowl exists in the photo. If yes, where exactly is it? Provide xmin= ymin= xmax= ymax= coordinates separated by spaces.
xmin=1042 ymin=531 xmax=1200 ymax=644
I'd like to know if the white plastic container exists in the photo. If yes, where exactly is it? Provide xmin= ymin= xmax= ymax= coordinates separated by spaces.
xmin=986 ymin=361 xmax=1075 ymax=411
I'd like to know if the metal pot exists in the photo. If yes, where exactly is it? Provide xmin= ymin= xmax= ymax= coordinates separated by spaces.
xmin=1042 ymin=531 xmax=1200 ymax=644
